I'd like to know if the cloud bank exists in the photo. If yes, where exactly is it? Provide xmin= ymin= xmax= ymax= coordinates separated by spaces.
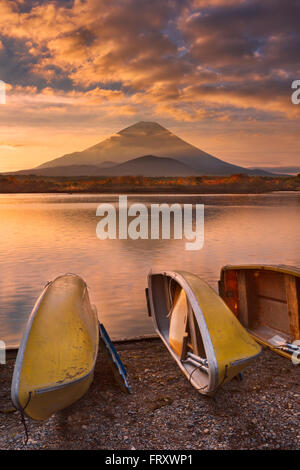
xmin=0 ymin=0 xmax=298 ymax=170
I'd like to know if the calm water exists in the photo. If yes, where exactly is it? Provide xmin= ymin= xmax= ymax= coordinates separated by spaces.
xmin=0 ymin=192 xmax=299 ymax=348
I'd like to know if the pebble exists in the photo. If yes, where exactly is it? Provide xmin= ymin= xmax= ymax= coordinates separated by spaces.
xmin=0 ymin=341 xmax=299 ymax=450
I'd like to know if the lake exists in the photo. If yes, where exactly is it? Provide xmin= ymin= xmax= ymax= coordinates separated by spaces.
xmin=0 ymin=192 xmax=299 ymax=348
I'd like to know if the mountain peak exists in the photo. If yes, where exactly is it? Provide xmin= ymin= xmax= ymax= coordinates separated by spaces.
xmin=118 ymin=121 xmax=169 ymax=136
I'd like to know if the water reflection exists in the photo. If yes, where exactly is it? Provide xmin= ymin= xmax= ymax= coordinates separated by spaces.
xmin=0 ymin=193 xmax=299 ymax=347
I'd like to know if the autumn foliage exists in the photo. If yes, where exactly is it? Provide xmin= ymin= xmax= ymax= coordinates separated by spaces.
xmin=0 ymin=174 xmax=299 ymax=194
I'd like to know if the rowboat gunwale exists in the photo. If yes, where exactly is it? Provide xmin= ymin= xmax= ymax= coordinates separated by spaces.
xmin=220 ymin=264 xmax=300 ymax=278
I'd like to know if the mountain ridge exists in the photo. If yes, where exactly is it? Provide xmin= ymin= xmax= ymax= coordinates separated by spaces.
xmin=29 ymin=121 xmax=272 ymax=176
xmin=12 ymin=155 xmax=201 ymax=177
xmin=85 ymin=155 xmax=200 ymax=177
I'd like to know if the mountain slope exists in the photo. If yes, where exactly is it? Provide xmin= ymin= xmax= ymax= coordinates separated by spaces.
xmin=99 ymin=155 xmax=199 ymax=176
xmin=37 ymin=121 xmax=267 ymax=176
xmin=251 ymin=166 xmax=299 ymax=175
xmin=12 ymin=164 xmax=105 ymax=177
xmin=14 ymin=156 xmax=200 ymax=177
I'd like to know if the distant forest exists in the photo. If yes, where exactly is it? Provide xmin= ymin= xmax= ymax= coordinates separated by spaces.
xmin=0 ymin=174 xmax=299 ymax=194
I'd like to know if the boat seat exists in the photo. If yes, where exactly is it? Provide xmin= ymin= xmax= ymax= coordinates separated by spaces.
xmin=169 ymin=288 xmax=188 ymax=357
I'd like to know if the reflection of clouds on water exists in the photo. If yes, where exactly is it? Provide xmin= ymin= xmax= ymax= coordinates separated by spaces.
xmin=0 ymin=193 xmax=300 ymax=347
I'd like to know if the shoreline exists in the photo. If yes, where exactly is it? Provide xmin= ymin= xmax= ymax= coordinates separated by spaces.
xmin=0 ymin=174 xmax=299 ymax=195
xmin=0 ymin=188 xmax=299 ymax=195
xmin=4 ymin=334 xmax=159 ymax=358
xmin=1 ymin=338 xmax=299 ymax=450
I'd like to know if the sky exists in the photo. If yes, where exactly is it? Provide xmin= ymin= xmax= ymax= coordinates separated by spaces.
xmin=0 ymin=0 xmax=299 ymax=172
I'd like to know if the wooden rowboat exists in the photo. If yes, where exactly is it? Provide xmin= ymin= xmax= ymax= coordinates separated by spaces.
xmin=146 ymin=271 xmax=261 ymax=395
xmin=219 ymin=264 xmax=300 ymax=361
xmin=11 ymin=274 xmax=99 ymax=421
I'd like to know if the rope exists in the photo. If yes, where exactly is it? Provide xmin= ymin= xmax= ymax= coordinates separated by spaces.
xmin=188 ymin=365 xmax=209 ymax=392
xmin=188 ymin=363 xmax=229 ymax=392
xmin=19 ymin=391 xmax=32 ymax=446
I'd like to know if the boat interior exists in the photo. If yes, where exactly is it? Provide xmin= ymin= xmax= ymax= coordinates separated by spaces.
xmin=149 ymin=274 xmax=210 ymax=388
xmin=220 ymin=268 xmax=300 ymax=349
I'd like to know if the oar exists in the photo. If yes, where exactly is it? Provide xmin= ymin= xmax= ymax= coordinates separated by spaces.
xmin=98 ymin=323 xmax=131 ymax=393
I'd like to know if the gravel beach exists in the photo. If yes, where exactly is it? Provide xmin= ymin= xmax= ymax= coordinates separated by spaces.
xmin=0 ymin=338 xmax=299 ymax=450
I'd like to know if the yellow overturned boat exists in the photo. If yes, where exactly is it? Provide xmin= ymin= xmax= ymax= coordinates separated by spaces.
xmin=146 ymin=271 xmax=261 ymax=395
xmin=11 ymin=274 xmax=99 ymax=421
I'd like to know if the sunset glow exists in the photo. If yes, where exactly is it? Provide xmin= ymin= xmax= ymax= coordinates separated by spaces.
xmin=0 ymin=0 xmax=299 ymax=172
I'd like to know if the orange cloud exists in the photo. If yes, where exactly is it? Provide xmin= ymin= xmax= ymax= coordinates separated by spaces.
xmin=0 ymin=0 xmax=299 ymax=171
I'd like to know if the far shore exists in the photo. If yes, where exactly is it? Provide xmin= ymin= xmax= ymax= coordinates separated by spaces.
xmin=0 ymin=174 xmax=299 ymax=195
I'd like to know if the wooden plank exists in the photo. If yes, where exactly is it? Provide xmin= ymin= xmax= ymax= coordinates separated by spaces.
xmin=285 ymin=274 xmax=300 ymax=340
xmin=257 ymin=297 xmax=290 ymax=335
xmin=169 ymin=289 xmax=188 ymax=357
xmin=237 ymin=271 xmax=249 ymax=327
xmin=251 ymin=324 xmax=290 ymax=344
xmin=180 ymin=333 xmax=189 ymax=361
xmin=256 ymin=271 xmax=286 ymax=301
xmin=187 ymin=303 xmax=199 ymax=355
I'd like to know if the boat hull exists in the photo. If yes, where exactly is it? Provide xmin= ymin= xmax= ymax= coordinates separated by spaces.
xmin=11 ymin=274 xmax=99 ymax=421
xmin=147 ymin=271 xmax=261 ymax=395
